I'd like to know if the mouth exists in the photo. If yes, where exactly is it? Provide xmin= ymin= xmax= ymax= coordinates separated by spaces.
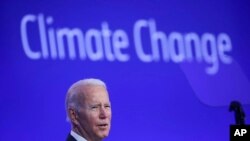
xmin=97 ymin=123 xmax=109 ymax=130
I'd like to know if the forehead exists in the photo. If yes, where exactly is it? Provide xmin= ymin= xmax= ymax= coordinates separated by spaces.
xmin=80 ymin=85 xmax=110 ymax=103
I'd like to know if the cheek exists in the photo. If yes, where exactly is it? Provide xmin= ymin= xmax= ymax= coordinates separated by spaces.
xmin=78 ymin=111 xmax=97 ymax=126
xmin=86 ymin=112 xmax=99 ymax=124
xmin=108 ymin=110 xmax=112 ymax=119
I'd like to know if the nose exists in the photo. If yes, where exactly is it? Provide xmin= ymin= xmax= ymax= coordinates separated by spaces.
xmin=99 ymin=106 xmax=108 ymax=119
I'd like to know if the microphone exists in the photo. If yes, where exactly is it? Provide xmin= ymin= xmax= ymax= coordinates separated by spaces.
xmin=229 ymin=101 xmax=245 ymax=125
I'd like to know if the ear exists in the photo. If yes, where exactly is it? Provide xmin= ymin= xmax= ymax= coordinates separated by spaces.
xmin=68 ymin=108 xmax=79 ymax=125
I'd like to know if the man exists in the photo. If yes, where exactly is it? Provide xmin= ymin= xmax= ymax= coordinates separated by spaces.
xmin=65 ymin=78 xmax=112 ymax=141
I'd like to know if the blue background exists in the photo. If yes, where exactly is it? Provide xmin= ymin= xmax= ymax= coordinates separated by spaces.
xmin=1 ymin=0 xmax=250 ymax=140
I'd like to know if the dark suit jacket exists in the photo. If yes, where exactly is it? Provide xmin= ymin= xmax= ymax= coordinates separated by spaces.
xmin=66 ymin=134 xmax=77 ymax=141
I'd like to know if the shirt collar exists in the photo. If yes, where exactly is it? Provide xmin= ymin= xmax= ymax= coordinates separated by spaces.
xmin=70 ymin=130 xmax=88 ymax=141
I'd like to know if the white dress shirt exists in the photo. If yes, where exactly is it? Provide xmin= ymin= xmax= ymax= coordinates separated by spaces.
xmin=70 ymin=130 xmax=87 ymax=141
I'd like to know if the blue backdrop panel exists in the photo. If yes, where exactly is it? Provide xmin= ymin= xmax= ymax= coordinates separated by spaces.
xmin=1 ymin=0 xmax=250 ymax=141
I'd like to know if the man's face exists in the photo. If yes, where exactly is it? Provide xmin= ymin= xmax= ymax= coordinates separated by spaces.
xmin=77 ymin=85 xmax=112 ymax=140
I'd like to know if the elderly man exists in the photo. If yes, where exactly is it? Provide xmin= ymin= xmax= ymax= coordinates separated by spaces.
xmin=65 ymin=78 xmax=112 ymax=141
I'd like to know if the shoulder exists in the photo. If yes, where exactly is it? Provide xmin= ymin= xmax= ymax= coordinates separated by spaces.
xmin=66 ymin=133 xmax=77 ymax=141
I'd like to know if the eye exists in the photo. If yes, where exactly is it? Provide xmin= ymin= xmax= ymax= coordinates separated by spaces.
xmin=91 ymin=106 xmax=98 ymax=110
xmin=105 ymin=105 xmax=111 ymax=108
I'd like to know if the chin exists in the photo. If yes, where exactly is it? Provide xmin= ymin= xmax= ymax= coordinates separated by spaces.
xmin=98 ymin=132 xmax=109 ymax=138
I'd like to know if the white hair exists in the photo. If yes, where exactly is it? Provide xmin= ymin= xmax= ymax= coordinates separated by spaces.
xmin=65 ymin=78 xmax=107 ymax=122
xmin=70 ymin=78 xmax=106 ymax=89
